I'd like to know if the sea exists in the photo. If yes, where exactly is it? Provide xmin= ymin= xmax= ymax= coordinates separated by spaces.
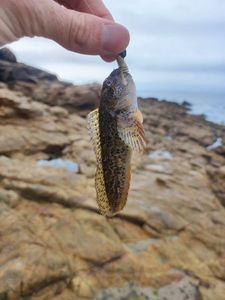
xmin=138 ymin=89 xmax=225 ymax=125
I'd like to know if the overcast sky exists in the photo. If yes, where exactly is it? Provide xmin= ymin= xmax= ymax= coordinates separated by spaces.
xmin=9 ymin=0 xmax=225 ymax=103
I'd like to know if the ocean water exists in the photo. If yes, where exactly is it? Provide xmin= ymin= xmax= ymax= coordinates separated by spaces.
xmin=138 ymin=89 xmax=225 ymax=125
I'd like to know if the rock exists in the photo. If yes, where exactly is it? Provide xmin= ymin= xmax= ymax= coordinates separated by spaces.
xmin=182 ymin=100 xmax=192 ymax=110
xmin=0 ymin=51 xmax=100 ymax=114
xmin=207 ymin=165 xmax=225 ymax=206
xmin=0 ymin=88 xmax=45 ymax=118
xmin=199 ymin=281 xmax=225 ymax=300
xmin=0 ymin=188 xmax=19 ymax=207
xmin=0 ymin=48 xmax=17 ymax=63
xmin=95 ymin=277 xmax=199 ymax=300
xmin=0 ymin=50 xmax=225 ymax=299
xmin=6 ymin=80 xmax=101 ymax=116
xmin=0 ymin=52 xmax=57 ymax=83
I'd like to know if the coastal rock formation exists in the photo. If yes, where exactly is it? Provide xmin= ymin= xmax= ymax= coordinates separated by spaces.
xmin=0 ymin=48 xmax=225 ymax=300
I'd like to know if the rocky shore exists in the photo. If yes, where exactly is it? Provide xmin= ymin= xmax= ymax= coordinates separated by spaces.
xmin=0 ymin=48 xmax=225 ymax=300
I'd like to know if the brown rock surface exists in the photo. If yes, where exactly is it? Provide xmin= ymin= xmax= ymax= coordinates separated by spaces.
xmin=0 ymin=48 xmax=101 ymax=116
xmin=0 ymin=50 xmax=225 ymax=299
xmin=0 ymin=48 xmax=17 ymax=63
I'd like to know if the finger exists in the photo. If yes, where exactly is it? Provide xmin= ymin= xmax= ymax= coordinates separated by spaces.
xmin=16 ymin=0 xmax=129 ymax=56
xmin=101 ymin=54 xmax=117 ymax=62
xmin=55 ymin=0 xmax=113 ymax=20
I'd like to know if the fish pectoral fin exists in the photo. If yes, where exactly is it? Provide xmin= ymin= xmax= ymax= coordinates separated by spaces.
xmin=135 ymin=108 xmax=143 ymax=124
xmin=87 ymin=108 xmax=100 ymax=156
xmin=117 ymin=109 xmax=146 ymax=152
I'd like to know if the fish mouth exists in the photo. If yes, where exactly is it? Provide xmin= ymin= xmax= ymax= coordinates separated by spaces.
xmin=117 ymin=56 xmax=129 ymax=73
xmin=116 ymin=56 xmax=129 ymax=85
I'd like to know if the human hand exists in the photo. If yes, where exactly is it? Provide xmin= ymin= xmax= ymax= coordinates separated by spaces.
xmin=0 ymin=0 xmax=129 ymax=61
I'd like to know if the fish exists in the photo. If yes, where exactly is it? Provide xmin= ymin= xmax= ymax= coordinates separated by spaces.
xmin=87 ymin=55 xmax=146 ymax=217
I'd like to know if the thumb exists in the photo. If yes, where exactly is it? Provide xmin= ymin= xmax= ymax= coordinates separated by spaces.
xmin=14 ymin=0 xmax=130 ymax=57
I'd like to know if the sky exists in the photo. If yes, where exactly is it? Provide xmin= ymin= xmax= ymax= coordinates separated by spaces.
xmin=7 ymin=0 xmax=225 ymax=123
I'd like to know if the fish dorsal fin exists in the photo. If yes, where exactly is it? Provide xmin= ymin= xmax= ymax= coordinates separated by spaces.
xmin=87 ymin=109 xmax=111 ymax=215
xmin=117 ymin=109 xmax=146 ymax=152
xmin=87 ymin=108 xmax=101 ymax=157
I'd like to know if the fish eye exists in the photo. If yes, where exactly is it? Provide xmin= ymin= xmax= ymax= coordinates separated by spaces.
xmin=105 ymin=78 xmax=113 ymax=86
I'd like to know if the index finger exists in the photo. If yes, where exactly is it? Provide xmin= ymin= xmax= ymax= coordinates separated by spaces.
xmin=55 ymin=0 xmax=114 ymax=20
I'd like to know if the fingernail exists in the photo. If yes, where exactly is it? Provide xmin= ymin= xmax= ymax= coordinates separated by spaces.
xmin=102 ymin=24 xmax=129 ymax=53
xmin=101 ymin=54 xmax=117 ymax=62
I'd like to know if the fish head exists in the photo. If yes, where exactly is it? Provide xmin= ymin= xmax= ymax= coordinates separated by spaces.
xmin=101 ymin=58 xmax=137 ymax=112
